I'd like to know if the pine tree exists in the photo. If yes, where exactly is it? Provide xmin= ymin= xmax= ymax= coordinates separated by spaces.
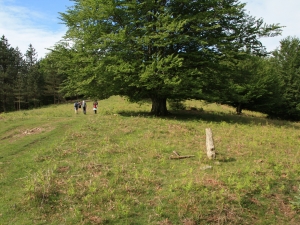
xmin=24 ymin=44 xmax=44 ymax=108
xmin=12 ymin=51 xmax=27 ymax=111
xmin=0 ymin=36 xmax=23 ymax=112
xmin=269 ymin=36 xmax=300 ymax=120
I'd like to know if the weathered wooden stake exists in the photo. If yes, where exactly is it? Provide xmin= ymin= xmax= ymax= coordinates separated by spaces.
xmin=205 ymin=128 xmax=216 ymax=159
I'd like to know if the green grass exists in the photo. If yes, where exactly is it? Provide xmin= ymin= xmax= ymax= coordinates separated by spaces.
xmin=1 ymin=96 xmax=300 ymax=224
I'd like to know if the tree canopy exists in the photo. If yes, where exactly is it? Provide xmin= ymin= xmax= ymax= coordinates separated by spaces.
xmin=57 ymin=0 xmax=282 ymax=115
xmin=266 ymin=36 xmax=300 ymax=120
xmin=0 ymin=35 xmax=23 ymax=111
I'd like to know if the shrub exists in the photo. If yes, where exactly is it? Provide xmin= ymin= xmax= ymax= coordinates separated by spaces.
xmin=168 ymin=99 xmax=186 ymax=111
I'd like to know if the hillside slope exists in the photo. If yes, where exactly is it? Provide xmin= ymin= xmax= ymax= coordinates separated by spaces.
xmin=0 ymin=96 xmax=300 ymax=224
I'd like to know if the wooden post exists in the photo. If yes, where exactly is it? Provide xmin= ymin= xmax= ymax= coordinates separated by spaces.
xmin=205 ymin=128 xmax=216 ymax=159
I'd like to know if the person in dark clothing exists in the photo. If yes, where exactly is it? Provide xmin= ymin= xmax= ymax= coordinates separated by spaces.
xmin=74 ymin=102 xmax=79 ymax=114
xmin=82 ymin=100 xmax=87 ymax=114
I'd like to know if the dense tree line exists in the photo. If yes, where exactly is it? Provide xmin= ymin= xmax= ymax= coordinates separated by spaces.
xmin=1 ymin=0 xmax=300 ymax=120
xmin=0 ymin=35 xmax=67 ymax=113
xmin=268 ymin=37 xmax=300 ymax=120
xmin=213 ymin=36 xmax=300 ymax=120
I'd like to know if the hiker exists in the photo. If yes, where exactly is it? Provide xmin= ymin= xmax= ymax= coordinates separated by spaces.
xmin=93 ymin=100 xmax=98 ymax=114
xmin=82 ymin=100 xmax=87 ymax=114
xmin=74 ymin=101 xmax=79 ymax=114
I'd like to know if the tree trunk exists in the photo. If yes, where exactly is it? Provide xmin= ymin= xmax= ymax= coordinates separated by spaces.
xmin=236 ymin=103 xmax=242 ymax=115
xmin=151 ymin=97 xmax=168 ymax=116
xmin=2 ymin=95 xmax=6 ymax=112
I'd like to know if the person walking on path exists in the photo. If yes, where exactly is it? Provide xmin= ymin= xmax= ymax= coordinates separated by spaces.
xmin=82 ymin=100 xmax=87 ymax=114
xmin=74 ymin=101 xmax=79 ymax=114
xmin=93 ymin=100 xmax=98 ymax=114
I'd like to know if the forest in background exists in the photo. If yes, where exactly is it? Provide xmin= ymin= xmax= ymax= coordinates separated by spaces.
xmin=1 ymin=0 xmax=300 ymax=120
xmin=0 ymin=35 xmax=67 ymax=112
xmin=1 ymin=34 xmax=300 ymax=120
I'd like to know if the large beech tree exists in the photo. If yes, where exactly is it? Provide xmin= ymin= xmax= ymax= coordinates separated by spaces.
xmin=59 ymin=0 xmax=281 ymax=116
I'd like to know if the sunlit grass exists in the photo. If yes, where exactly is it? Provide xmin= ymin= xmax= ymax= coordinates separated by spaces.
xmin=0 ymin=96 xmax=300 ymax=224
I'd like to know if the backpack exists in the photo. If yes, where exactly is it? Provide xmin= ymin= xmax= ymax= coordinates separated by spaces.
xmin=74 ymin=102 xmax=78 ymax=107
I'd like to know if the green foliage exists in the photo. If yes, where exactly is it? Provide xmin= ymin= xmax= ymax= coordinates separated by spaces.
xmin=25 ymin=44 xmax=45 ymax=107
xmin=211 ymin=54 xmax=282 ymax=115
xmin=57 ymin=0 xmax=282 ymax=116
xmin=0 ymin=36 xmax=58 ymax=112
xmin=267 ymin=36 xmax=300 ymax=120
xmin=291 ymin=186 xmax=300 ymax=209
xmin=39 ymin=47 xmax=69 ymax=104
xmin=168 ymin=99 xmax=186 ymax=111
xmin=0 ymin=35 xmax=23 ymax=112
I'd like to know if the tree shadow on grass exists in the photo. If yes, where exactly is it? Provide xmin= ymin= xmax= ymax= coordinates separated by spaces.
xmin=117 ymin=109 xmax=299 ymax=129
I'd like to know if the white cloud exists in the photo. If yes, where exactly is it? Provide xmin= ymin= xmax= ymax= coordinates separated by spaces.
xmin=0 ymin=2 xmax=66 ymax=59
xmin=1 ymin=0 xmax=300 ymax=58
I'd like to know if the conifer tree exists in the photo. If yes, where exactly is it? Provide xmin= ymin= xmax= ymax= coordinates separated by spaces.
xmin=268 ymin=36 xmax=300 ymax=120
xmin=0 ymin=36 xmax=23 ymax=112
xmin=24 ymin=44 xmax=44 ymax=107
xmin=39 ymin=49 xmax=67 ymax=104
xmin=12 ymin=50 xmax=27 ymax=111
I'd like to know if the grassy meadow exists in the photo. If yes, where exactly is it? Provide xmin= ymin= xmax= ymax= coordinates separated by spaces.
xmin=0 ymin=96 xmax=300 ymax=224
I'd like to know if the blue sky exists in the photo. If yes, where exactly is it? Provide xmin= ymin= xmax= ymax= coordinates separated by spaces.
xmin=0 ymin=0 xmax=72 ymax=58
xmin=1 ymin=0 xmax=299 ymax=59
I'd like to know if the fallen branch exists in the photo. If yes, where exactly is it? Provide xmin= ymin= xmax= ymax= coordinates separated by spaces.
xmin=173 ymin=151 xmax=180 ymax=156
xmin=169 ymin=155 xmax=195 ymax=160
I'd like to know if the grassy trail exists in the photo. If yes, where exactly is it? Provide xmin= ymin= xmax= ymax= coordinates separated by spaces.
xmin=1 ymin=97 xmax=300 ymax=224
xmin=0 ymin=115 xmax=78 ymax=223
